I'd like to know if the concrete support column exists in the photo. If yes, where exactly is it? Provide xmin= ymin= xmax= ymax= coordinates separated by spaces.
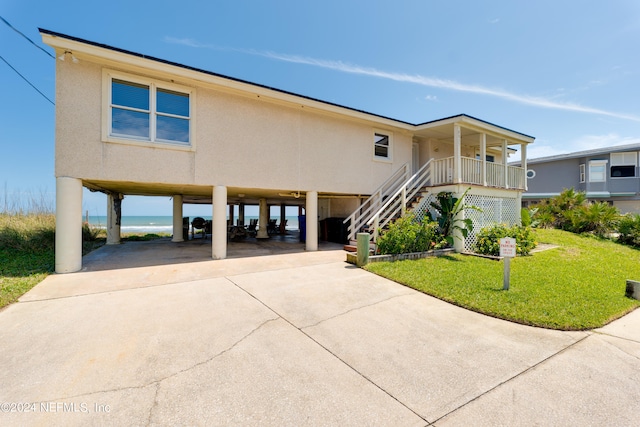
xmin=212 ymin=186 xmax=227 ymax=260
xmin=453 ymin=124 xmax=462 ymax=184
xmin=480 ymin=133 xmax=487 ymax=186
xmin=171 ymin=195 xmax=184 ymax=242
xmin=257 ymin=198 xmax=269 ymax=239
xmin=306 ymin=191 xmax=318 ymax=251
xmin=55 ymin=177 xmax=83 ymax=273
xmin=238 ymin=203 xmax=245 ymax=227
xmin=106 ymin=193 xmax=122 ymax=245
xmin=228 ymin=204 xmax=235 ymax=227
xmin=280 ymin=203 xmax=286 ymax=234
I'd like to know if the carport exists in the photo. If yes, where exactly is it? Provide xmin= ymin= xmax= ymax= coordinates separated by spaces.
xmin=56 ymin=178 xmax=339 ymax=273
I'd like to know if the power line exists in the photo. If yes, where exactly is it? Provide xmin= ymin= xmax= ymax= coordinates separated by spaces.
xmin=0 ymin=55 xmax=54 ymax=105
xmin=0 ymin=15 xmax=54 ymax=59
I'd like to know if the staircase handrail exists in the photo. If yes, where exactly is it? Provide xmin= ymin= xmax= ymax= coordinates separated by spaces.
xmin=367 ymin=159 xmax=433 ymax=241
xmin=343 ymin=163 xmax=411 ymax=239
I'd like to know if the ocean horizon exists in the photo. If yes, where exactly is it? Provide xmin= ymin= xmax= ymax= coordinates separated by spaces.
xmin=88 ymin=215 xmax=301 ymax=234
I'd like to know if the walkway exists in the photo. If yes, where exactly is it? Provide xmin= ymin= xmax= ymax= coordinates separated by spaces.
xmin=0 ymin=243 xmax=638 ymax=425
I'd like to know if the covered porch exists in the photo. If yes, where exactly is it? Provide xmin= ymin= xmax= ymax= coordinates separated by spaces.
xmin=413 ymin=114 xmax=533 ymax=191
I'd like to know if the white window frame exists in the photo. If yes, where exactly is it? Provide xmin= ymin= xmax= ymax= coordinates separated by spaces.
xmin=588 ymin=160 xmax=608 ymax=183
xmin=373 ymin=130 xmax=393 ymax=162
xmin=102 ymin=70 xmax=195 ymax=150
xmin=610 ymin=152 xmax=637 ymax=179
xmin=579 ymin=164 xmax=585 ymax=183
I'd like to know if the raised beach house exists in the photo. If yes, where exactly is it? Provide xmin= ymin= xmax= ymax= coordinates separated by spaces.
xmin=41 ymin=29 xmax=535 ymax=273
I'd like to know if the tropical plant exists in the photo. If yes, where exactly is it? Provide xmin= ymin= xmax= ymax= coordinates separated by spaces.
xmin=565 ymin=202 xmax=619 ymax=237
xmin=617 ymin=214 xmax=640 ymax=248
xmin=427 ymin=188 xmax=481 ymax=246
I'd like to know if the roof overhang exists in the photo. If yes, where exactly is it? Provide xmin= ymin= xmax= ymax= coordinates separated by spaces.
xmin=40 ymin=29 xmax=536 ymax=144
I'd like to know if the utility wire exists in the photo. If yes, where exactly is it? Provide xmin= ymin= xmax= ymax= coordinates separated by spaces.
xmin=0 ymin=15 xmax=55 ymax=59
xmin=0 ymin=55 xmax=55 ymax=105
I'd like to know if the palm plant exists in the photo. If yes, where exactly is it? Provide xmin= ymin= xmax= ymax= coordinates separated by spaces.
xmin=428 ymin=188 xmax=481 ymax=246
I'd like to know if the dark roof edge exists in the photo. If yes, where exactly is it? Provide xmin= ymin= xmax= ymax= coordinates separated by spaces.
xmin=512 ymin=142 xmax=640 ymax=165
xmin=39 ymin=28 xmax=415 ymax=126
xmin=39 ymin=28 xmax=533 ymax=140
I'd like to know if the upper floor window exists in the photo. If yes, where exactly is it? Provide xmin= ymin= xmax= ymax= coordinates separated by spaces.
xmin=579 ymin=164 xmax=585 ymax=183
xmin=107 ymin=72 xmax=192 ymax=146
xmin=610 ymin=152 xmax=637 ymax=178
xmin=589 ymin=160 xmax=607 ymax=182
xmin=374 ymin=132 xmax=391 ymax=160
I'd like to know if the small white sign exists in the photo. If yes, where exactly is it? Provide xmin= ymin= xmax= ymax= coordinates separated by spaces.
xmin=499 ymin=237 xmax=516 ymax=258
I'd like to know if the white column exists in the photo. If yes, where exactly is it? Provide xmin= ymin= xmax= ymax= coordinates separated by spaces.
xmin=212 ymin=186 xmax=227 ymax=259
xmin=257 ymin=198 xmax=269 ymax=239
xmin=480 ymin=133 xmax=487 ymax=187
xmin=306 ymin=191 xmax=318 ymax=251
xmin=172 ymin=195 xmax=184 ymax=242
xmin=521 ymin=143 xmax=528 ymax=191
xmin=453 ymin=124 xmax=462 ymax=184
xmin=280 ymin=203 xmax=286 ymax=234
xmin=106 ymin=193 xmax=122 ymax=245
xmin=238 ymin=203 xmax=245 ymax=227
xmin=503 ymin=139 xmax=509 ymax=188
xmin=228 ymin=204 xmax=235 ymax=227
xmin=55 ymin=177 xmax=83 ymax=273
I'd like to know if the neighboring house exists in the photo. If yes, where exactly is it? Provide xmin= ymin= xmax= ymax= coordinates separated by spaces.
xmin=41 ymin=29 xmax=535 ymax=273
xmin=512 ymin=143 xmax=640 ymax=213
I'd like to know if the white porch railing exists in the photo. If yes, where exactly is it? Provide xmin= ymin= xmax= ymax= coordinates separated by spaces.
xmin=343 ymin=163 xmax=412 ymax=241
xmin=343 ymin=156 xmax=525 ymax=242
xmin=433 ymin=156 xmax=525 ymax=190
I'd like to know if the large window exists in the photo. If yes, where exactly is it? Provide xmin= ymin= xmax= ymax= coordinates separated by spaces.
xmin=610 ymin=152 xmax=637 ymax=178
xmin=374 ymin=132 xmax=392 ymax=160
xmin=108 ymin=73 xmax=191 ymax=145
xmin=589 ymin=160 xmax=607 ymax=182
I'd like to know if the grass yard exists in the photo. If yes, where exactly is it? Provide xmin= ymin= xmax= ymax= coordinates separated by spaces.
xmin=366 ymin=228 xmax=640 ymax=330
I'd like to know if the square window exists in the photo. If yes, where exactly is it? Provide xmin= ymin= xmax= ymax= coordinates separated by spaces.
xmin=107 ymin=73 xmax=191 ymax=145
xmin=374 ymin=132 xmax=390 ymax=159
xmin=589 ymin=160 xmax=607 ymax=182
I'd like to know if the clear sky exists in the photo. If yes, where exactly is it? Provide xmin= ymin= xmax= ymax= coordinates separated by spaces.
xmin=2 ymin=0 xmax=640 ymax=216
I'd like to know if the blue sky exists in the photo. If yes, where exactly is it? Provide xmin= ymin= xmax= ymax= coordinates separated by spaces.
xmin=2 ymin=0 xmax=640 ymax=216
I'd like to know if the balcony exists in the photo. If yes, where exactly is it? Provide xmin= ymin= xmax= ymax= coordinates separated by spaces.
xmin=431 ymin=156 xmax=525 ymax=190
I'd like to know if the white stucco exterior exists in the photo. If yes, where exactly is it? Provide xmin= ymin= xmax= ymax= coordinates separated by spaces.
xmin=42 ymin=29 xmax=534 ymax=272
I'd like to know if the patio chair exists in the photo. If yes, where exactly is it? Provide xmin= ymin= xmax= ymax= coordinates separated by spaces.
xmin=267 ymin=219 xmax=278 ymax=235
xmin=191 ymin=217 xmax=207 ymax=240
xmin=247 ymin=218 xmax=258 ymax=237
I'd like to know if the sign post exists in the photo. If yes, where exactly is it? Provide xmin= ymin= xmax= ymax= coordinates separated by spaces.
xmin=499 ymin=237 xmax=516 ymax=290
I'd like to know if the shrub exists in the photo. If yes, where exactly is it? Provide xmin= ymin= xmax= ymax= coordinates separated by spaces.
xmin=474 ymin=223 xmax=537 ymax=256
xmin=377 ymin=215 xmax=446 ymax=255
xmin=617 ymin=214 xmax=640 ymax=248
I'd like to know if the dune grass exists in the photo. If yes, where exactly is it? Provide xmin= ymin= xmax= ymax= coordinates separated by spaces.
xmin=0 ymin=212 xmax=167 ymax=310
xmin=365 ymin=229 xmax=640 ymax=330
xmin=0 ymin=213 xmax=57 ymax=309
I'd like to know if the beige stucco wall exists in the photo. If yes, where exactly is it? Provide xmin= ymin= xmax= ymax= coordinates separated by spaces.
xmin=55 ymin=57 xmax=412 ymax=196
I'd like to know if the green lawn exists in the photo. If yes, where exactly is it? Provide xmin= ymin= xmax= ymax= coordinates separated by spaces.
xmin=365 ymin=228 xmax=640 ymax=330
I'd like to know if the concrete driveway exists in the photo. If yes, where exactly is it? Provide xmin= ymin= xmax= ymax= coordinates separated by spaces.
xmin=1 ymin=243 xmax=639 ymax=426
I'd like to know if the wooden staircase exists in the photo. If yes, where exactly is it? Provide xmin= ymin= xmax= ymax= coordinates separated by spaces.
xmin=343 ymin=160 xmax=435 ymax=252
